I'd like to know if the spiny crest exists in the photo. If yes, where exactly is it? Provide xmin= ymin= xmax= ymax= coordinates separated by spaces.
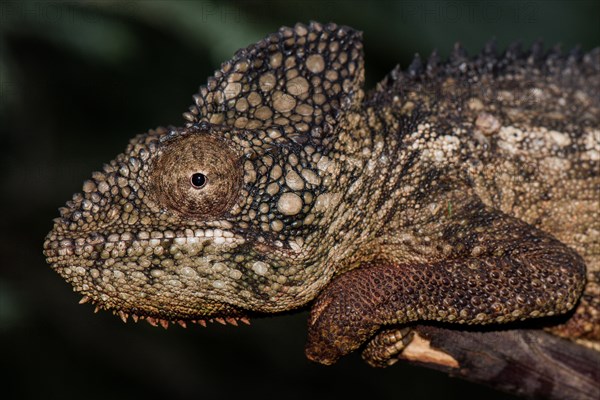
xmin=78 ymin=295 xmax=250 ymax=329
xmin=372 ymin=40 xmax=600 ymax=101
xmin=183 ymin=22 xmax=365 ymax=142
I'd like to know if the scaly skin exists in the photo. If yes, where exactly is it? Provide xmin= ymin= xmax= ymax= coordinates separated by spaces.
xmin=43 ymin=22 xmax=599 ymax=366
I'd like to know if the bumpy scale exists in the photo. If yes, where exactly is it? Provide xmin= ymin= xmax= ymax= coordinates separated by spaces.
xmin=44 ymin=22 xmax=599 ymax=366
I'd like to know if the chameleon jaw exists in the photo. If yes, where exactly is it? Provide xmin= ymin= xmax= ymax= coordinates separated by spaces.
xmin=43 ymin=228 xmax=256 ymax=328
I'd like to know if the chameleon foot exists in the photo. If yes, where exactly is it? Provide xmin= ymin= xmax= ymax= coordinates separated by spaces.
xmin=362 ymin=327 xmax=414 ymax=367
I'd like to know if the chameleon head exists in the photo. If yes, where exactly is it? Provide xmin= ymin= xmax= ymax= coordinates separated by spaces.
xmin=43 ymin=22 xmax=366 ymax=325
xmin=43 ymin=123 xmax=337 ymax=323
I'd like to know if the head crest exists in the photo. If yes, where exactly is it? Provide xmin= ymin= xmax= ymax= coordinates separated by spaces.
xmin=184 ymin=22 xmax=365 ymax=141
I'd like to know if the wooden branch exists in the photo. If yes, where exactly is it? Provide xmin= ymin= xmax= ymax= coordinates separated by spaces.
xmin=397 ymin=326 xmax=600 ymax=400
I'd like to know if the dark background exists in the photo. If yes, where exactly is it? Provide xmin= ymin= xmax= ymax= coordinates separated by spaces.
xmin=1 ymin=1 xmax=598 ymax=399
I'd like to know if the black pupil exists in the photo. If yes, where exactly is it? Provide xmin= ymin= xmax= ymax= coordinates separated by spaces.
xmin=191 ymin=173 xmax=207 ymax=188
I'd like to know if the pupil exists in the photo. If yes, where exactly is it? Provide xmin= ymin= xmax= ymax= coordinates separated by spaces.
xmin=191 ymin=173 xmax=207 ymax=188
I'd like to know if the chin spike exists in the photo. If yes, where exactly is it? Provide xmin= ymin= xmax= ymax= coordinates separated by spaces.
xmin=159 ymin=319 xmax=169 ymax=329
xmin=214 ymin=317 xmax=227 ymax=325
xmin=94 ymin=306 xmax=101 ymax=314
xmin=226 ymin=317 xmax=238 ymax=326
xmin=240 ymin=317 xmax=251 ymax=325
xmin=177 ymin=320 xmax=187 ymax=328
xmin=132 ymin=314 xmax=139 ymax=323
xmin=79 ymin=296 xmax=91 ymax=304
xmin=146 ymin=317 xmax=158 ymax=327
xmin=118 ymin=311 xmax=128 ymax=323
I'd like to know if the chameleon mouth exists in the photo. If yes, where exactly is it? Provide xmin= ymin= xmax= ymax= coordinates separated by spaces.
xmin=43 ymin=227 xmax=252 ymax=328
xmin=43 ymin=225 xmax=245 ymax=255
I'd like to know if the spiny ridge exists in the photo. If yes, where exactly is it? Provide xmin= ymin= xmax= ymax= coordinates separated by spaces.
xmin=82 ymin=296 xmax=250 ymax=329
xmin=371 ymin=40 xmax=598 ymax=99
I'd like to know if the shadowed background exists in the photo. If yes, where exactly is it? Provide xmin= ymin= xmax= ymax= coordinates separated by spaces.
xmin=1 ymin=1 xmax=598 ymax=399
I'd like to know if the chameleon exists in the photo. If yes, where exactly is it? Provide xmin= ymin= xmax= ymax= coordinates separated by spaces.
xmin=44 ymin=22 xmax=599 ymax=367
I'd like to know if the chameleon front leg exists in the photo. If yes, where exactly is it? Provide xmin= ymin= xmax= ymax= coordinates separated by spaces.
xmin=305 ymin=199 xmax=586 ymax=365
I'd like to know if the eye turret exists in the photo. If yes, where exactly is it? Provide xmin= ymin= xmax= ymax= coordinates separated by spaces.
xmin=149 ymin=133 xmax=242 ymax=219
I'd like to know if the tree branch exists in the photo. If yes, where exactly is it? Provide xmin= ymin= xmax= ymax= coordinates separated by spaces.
xmin=397 ymin=326 xmax=600 ymax=400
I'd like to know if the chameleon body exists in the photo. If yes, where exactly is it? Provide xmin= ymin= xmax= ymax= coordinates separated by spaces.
xmin=44 ymin=22 xmax=599 ymax=366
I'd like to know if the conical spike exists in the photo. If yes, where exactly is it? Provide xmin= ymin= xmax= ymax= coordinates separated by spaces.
xmin=408 ymin=53 xmax=423 ymax=77
xmin=226 ymin=317 xmax=238 ymax=326
xmin=177 ymin=320 xmax=187 ymax=328
xmin=240 ymin=317 xmax=251 ymax=325
xmin=482 ymin=38 xmax=497 ymax=56
xmin=160 ymin=319 xmax=169 ymax=329
xmin=183 ymin=112 xmax=195 ymax=122
xmin=530 ymin=39 xmax=544 ymax=60
xmin=505 ymin=41 xmax=523 ymax=61
xmin=132 ymin=314 xmax=139 ymax=323
xmin=449 ymin=42 xmax=468 ymax=63
xmin=94 ymin=306 xmax=101 ymax=314
xmin=214 ymin=317 xmax=227 ymax=325
xmin=198 ymin=319 xmax=207 ymax=327
xmin=567 ymin=45 xmax=582 ymax=63
xmin=146 ymin=317 xmax=158 ymax=327
xmin=118 ymin=311 xmax=128 ymax=323
xmin=583 ymin=48 xmax=600 ymax=69
xmin=426 ymin=49 xmax=440 ymax=75
xmin=545 ymin=44 xmax=562 ymax=67
xmin=79 ymin=296 xmax=91 ymax=304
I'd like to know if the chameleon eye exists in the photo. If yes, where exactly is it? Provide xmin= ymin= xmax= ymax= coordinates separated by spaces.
xmin=149 ymin=133 xmax=242 ymax=219
xmin=190 ymin=173 xmax=207 ymax=189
